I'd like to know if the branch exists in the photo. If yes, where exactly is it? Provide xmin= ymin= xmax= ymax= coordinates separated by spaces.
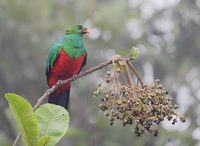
xmin=127 ymin=61 xmax=144 ymax=87
xmin=13 ymin=57 xmax=133 ymax=146
xmin=13 ymin=133 xmax=21 ymax=146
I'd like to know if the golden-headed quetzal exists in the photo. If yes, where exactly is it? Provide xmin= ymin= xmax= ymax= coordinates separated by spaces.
xmin=45 ymin=25 xmax=90 ymax=110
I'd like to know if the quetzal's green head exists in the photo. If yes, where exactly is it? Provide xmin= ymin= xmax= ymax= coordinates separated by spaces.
xmin=66 ymin=25 xmax=90 ymax=35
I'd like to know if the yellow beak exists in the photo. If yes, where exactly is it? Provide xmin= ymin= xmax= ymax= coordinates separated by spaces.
xmin=83 ymin=28 xmax=91 ymax=34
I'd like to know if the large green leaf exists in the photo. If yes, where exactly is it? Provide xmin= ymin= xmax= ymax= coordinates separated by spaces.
xmin=5 ymin=93 xmax=39 ymax=146
xmin=35 ymin=103 xmax=69 ymax=146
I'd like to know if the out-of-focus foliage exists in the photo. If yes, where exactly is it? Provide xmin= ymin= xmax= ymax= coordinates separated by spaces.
xmin=1 ymin=0 xmax=200 ymax=146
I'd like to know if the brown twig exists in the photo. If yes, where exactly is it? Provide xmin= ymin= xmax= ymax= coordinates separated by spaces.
xmin=13 ymin=133 xmax=22 ymax=146
xmin=123 ymin=59 xmax=134 ymax=87
xmin=127 ymin=61 xmax=144 ymax=87
xmin=13 ymin=57 xmax=133 ymax=146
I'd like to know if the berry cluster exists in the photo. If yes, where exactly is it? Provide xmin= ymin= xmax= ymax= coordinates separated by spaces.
xmin=94 ymin=67 xmax=185 ymax=137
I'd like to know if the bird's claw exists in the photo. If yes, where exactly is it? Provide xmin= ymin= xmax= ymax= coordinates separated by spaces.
xmin=72 ymin=74 xmax=78 ymax=81
xmin=57 ymin=80 xmax=63 ymax=87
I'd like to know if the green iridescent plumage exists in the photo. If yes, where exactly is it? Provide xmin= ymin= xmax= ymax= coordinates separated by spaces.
xmin=46 ymin=25 xmax=88 ymax=75
xmin=63 ymin=34 xmax=86 ymax=58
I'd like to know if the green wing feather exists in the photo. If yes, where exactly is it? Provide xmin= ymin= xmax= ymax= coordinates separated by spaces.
xmin=45 ymin=40 xmax=62 ymax=77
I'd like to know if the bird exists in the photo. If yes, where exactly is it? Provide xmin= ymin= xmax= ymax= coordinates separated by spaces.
xmin=45 ymin=24 xmax=90 ymax=110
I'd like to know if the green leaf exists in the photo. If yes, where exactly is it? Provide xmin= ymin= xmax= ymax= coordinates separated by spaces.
xmin=38 ymin=136 xmax=51 ymax=146
xmin=35 ymin=103 xmax=69 ymax=146
xmin=131 ymin=47 xmax=140 ymax=59
xmin=5 ymin=93 xmax=39 ymax=146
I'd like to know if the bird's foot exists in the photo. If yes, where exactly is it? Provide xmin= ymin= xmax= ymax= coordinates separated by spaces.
xmin=72 ymin=74 xmax=78 ymax=81
xmin=57 ymin=80 xmax=63 ymax=87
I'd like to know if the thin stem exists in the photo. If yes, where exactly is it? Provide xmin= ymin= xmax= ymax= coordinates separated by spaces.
xmin=127 ymin=61 xmax=144 ymax=87
xmin=112 ymin=59 xmax=120 ymax=95
xmin=121 ymin=71 xmax=128 ymax=86
xmin=123 ymin=59 xmax=134 ymax=87
xmin=13 ymin=133 xmax=21 ymax=146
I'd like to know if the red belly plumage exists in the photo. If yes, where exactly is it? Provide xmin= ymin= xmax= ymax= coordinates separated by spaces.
xmin=48 ymin=48 xmax=86 ymax=95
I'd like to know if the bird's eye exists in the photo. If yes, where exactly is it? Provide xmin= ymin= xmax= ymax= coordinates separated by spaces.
xmin=78 ymin=25 xmax=82 ymax=30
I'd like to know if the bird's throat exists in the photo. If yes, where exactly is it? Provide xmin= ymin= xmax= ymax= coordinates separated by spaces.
xmin=63 ymin=34 xmax=86 ymax=59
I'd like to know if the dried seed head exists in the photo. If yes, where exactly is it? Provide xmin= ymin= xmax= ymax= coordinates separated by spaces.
xmin=167 ymin=116 xmax=173 ymax=121
xmin=106 ymin=78 xmax=110 ymax=83
xmin=174 ymin=104 xmax=179 ymax=109
xmin=106 ymin=71 xmax=111 ymax=76
xmin=116 ymin=68 xmax=121 ymax=73
xmin=155 ymin=79 xmax=160 ymax=84
xmin=94 ymin=70 xmax=185 ymax=137
xmin=180 ymin=117 xmax=186 ymax=123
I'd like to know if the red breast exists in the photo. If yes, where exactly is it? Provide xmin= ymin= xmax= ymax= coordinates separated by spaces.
xmin=48 ymin=48 xmax=86 ymax=95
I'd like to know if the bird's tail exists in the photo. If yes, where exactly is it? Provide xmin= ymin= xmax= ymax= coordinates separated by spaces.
xmin=48 ymin=88 xmax=70 ymax=110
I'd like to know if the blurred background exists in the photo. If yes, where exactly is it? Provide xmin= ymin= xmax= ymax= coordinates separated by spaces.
xmin=0 ymin=0 xmax=200 ymax=146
